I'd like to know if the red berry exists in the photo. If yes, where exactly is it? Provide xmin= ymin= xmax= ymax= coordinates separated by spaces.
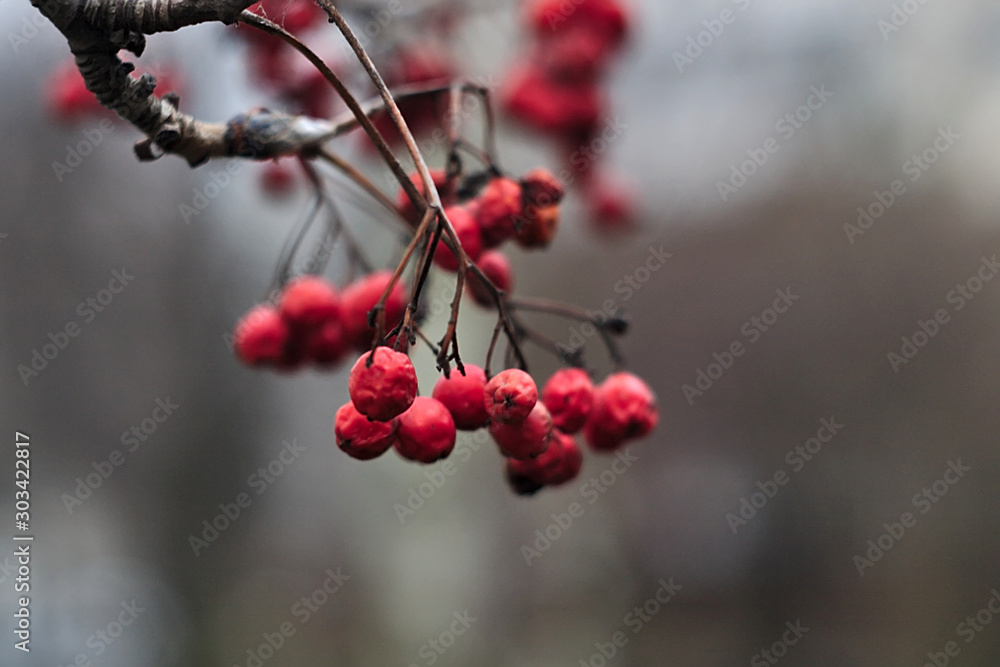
xmin=348 ymin=347 xmax=418 ymax=422
xmin=507 ymin=429 xmax=582 ymax=488
xmin=47 ymin=62 xmax=106 ymax=121
xmin=394 ymin=396 xmax=457 ymax=463
xmin=396 ymin=169 xmax=452 ymax=227
xmin=490 ymin=401 xmax=553 ymax=460
xmin=585 ymin=170 xmax=636 ymax=231
xmin=467 ymin=251 xmax=513 ymax=307
xmin=341 ymin=271 xmax=408 ymax=350
xmin=475 ymin=177 xmax=522 ymax=247
xmin=233 ymin=304 xmax=292 ymax=367
xmin=542 ymin=368 xmax=595 ymax=434
xmin=503 ymin=64 xmax=604 ymax=137
xmin=432 ymin=364 xmax=490 ymax=430
xmin=434 ymin=206 xmax=483 ymax=272
xmin=521 ymin=168 xmax=565 ymax=208
xmin=279 ymin=276 xmax=341 ymax=330
xmin=515 ymin=204 xmax=560 ymax=249
xmin=584 ymin=372 xmax=658 ymax=451
xmin=304 ymin=320 xmax=348 ymax=366
xmin=484 ymin=369 xmax=538 ymax=425
xmin=261 ymin=160 xmax=297 ymax=196
xmin=334 ymin=402 xmax=396 ymax=460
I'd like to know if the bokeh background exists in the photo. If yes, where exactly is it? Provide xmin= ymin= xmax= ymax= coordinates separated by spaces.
xmin=3 ymin=0 xmax=1000 ymax=665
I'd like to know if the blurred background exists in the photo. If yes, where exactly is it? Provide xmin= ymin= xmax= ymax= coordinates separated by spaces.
xmin=3 ymin=0 xmax=1000 ymax=665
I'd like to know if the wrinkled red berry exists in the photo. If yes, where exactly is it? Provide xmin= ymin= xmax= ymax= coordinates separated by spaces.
xmin=348 ymin=347 xmax=418 ymax=422
xmin=432 ymin=364 xmax=490 ymax=431
xmin=507 ymin=428 xmax=582 ymax=489
xmin=341 ymin=271 xmax=408 ymax=350
xmin=279 ymin=276 xmax=340 ymax=329
xmin=521 ymin=168 xmax=565 ymax=208
xmin=476 ymin=177 xmax=522 ymax=247
xmin=334 ymin=402 xmax=396 ymax=460
xmin=467 ymin=251 xmax=513 ymax=307
xmin=234 ymin=304 xmax=292 ymax=367
xmin=542 ymin=368 xmax=594 ymax=434
xmin=434 ymin=206 xmax=483 ymax=271
xmin=515 ymin=204 xmax=560 ymax=249
xmin=484 ymin=369 xmax=538 ymax=425
xmin=490 ymin=401 xmax=553 ymax=460
xmin=584 ymin=372 xmax=658 ymax=451
xmin=394 ymin=396 xmax=457 ymax=463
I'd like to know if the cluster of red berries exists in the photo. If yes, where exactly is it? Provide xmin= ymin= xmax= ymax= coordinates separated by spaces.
xmin=232 ymin=272 xmax=406 ymax=370
xmin=502 ymin=0 xmax=636 ymax=229
xmin=395 ymin=166 xmax=566 ymax=304
xmin=333 ymin=348 xmax=658 ymax=495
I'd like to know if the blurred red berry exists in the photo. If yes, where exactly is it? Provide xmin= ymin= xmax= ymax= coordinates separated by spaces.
xmin=233 ymin=304 xmax=291 ymax=367
xmin=515 ymin=204 xmax=560 ymax=249
xmin=397 ymin=169 xmax=453 ymax=227
xmin=341 ymin=271 xmax=408 ymax=350
xmin=467 ymin=251 xmax=513 ymax=307
xmin=433 ymin=205 xmax=483 ymax=272
xmin=521 ymin=168 xmax=565 ymax=208
xmin=542 ymin=368 xmax=595 ymax=434
xmin=304 ymin=320 xmax=348 ymax=366
xmin=279 ymin=276 xmax=340 ymax=329
xmin=476 ymin=177 xmax=522 ymax=247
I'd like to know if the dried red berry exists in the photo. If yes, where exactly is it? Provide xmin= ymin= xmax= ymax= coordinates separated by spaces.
xmin=490 ymin=401 xmax=553 ymax=460
xmin=279 ymin=276 xmax=340 ymax=330
xmin=476 ymin=177 xmax=522 ymax=247
xmin=341 ymin=271 xmax=408 ymax=350
xmin=584 ymin=372 xmax=658 ymax=451
xmin=334 ymin=402 xmax=396 ymax=460
xmin=348 ymin=347 xmax=418 ymax=422
xmin=467 ymin=251 xmax=513 ymax=307
xmin=484 ymin=369 xmax=538 ymax=425
xmin=432 ymin=364 xmax=490 ymax=431
xmin=542 ymin=368 xmax=595 ymax=434
xmin=434 ymin=206 xmax=483 ymax=271
xmin=394 ymin=396 xmax=457 ymax=463
xmin=521 ymin=168 xmax=565 ymax=208
xmin=515 ymin=204 xmax=560 ymax=249
xmin=233 ymin=304 xmax=291 ymax=366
